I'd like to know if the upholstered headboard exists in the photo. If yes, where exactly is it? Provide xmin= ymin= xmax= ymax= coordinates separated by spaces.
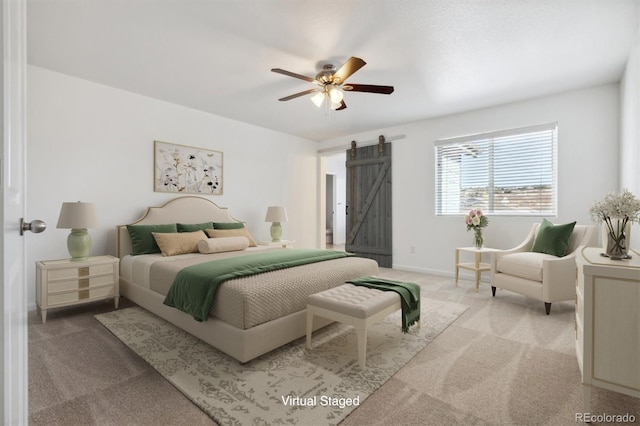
xmin=116 ymin=196 xmax=241 ymax=258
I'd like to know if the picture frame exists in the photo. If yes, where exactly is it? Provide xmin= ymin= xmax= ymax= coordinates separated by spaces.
xmin=154 ymin=140 xmax=223 ymax=195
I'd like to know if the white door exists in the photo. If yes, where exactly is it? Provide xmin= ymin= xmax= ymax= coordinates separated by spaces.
xmin=1 ymin=0 xmax=29 ymax=422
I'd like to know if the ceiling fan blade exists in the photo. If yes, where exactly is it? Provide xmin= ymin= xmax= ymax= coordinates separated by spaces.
xmin=271 ymin=68 xmax=316 ymax=83
xmin=332 ymin=57 xmax=366 ymax=83
xmin=278 ymin=88 xmax=318 ymax=102
xmin=344 ymin=84 xmax=394 ymax=95
xmin=335 ymin=100 xmax=347 ymax=111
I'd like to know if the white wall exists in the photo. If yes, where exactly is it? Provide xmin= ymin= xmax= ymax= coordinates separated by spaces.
xmin=319 ymin=84 xmax=620 ymax=276
xmin=26 ymin=66 xmax=318 ymax=309
xmin=620 ymin=16 xmax=640 ymax=251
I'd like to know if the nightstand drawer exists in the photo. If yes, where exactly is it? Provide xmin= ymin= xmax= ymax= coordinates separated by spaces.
xmin=48 ymin=274 xmax=115 ymax=293
xmin=47 ymin=263 xmax=114 ymax=281
xmin=48 ymin=285 xmax=115 ymax=306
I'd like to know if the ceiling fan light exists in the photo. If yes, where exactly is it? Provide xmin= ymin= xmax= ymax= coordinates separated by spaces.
xmin=310 ymin=91 xmax=325 ymax=108
xmin=330 ymin=101 xmax=342 ymax=110
xmin=328 ymin=86 xmax=344 ymax=103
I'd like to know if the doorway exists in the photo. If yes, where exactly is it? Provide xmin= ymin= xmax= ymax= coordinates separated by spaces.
xmin=325 ymin=174 xmax=336 ymax=246
xmin=324 ymin=152 xmax=347 ymax=250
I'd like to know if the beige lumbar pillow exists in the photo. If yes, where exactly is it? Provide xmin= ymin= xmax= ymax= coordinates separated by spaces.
xmin=197 ymin=236 xmax=250 ymax=254
xmin=152 ymin=230 xmax=207 ymax=256
xmin=205 ymin=228 xmax=257 ymax=247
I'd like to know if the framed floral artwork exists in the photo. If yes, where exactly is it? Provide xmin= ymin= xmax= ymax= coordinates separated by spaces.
xmin=154 ymin=140 xmax=223 ymax=195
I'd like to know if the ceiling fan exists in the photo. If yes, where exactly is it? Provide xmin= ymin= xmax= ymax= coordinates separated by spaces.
xmin=271 ymin=56 xmax=394 ymax=111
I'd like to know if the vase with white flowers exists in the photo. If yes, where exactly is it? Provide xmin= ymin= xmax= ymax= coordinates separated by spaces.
xmin=465 ymin=208 xmax=489 ymax=248
xmin=589 ymin=188 xmax=640 ymax=260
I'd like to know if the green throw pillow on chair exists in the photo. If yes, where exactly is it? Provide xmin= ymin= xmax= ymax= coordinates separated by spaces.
xmin=531 ymin=218 xmax=576 ymax=257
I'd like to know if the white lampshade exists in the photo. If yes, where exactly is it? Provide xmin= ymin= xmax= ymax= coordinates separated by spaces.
xmin=328 ymin=86 xmax=343 ymax=103
xmin=310 ymin=91 xmax=325 ymax=108
xmin=265 ymin=206 xmax=288 ymax=223
xmin=56 ymin=202 xmax=100 ymax=229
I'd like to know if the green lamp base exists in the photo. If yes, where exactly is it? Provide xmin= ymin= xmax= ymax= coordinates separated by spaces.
xmin=68 ymin=228 xmax=92 ymax=261
xmin=270 ymin=222 xmax=282 ymax=242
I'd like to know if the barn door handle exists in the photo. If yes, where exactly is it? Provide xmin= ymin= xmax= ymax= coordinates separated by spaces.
xmin=345 ymin=205 xmax=349 ymax=215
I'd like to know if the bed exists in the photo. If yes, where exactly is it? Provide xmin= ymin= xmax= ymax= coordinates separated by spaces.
xmin=116 ymin=196 xmax=379 ymax=363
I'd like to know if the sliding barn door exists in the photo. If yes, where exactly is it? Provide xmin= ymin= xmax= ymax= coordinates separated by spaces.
xmin=345 ymin=137 xmax=392 ymax=267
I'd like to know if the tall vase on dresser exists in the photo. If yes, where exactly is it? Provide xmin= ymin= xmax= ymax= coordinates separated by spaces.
xmin=601 ymin=220 xmax=631 ymax=260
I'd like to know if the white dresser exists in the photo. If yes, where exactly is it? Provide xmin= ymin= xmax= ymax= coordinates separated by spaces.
xmin=575 ymin=247 xmax=640 ymax=412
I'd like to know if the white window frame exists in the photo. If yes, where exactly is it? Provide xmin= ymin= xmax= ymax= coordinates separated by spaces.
xmin=435 ymin=123 xmax=558 ymax=216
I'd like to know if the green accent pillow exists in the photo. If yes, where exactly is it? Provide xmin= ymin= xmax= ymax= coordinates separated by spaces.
xmin=212 ymin=222 xmax=245 ymax=229
xmin=177 ymin=222 xmax=214 ymax=232
xmin=531 ymin=219 xmax=576 ymax=257
xmin=127 ymin=223 xmax=178 ymax=255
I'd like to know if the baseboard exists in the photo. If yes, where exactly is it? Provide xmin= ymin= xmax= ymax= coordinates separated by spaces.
xmin=391 ymin=264 xmax=492 ymax=283
xmin=391 ymin=264 xmax=451 ymax=276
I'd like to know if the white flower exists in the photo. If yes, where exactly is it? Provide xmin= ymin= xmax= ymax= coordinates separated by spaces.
xmin=472 ymin=216 xmax=480 ymax=226
xmin=590 ymin=188 xmax=640 ymax=224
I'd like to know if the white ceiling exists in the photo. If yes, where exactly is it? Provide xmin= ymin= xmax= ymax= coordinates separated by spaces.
xmin=27 ymin=0 xmax=639 ymax=142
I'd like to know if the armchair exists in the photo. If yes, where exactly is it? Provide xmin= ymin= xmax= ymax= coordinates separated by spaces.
xmin=490 ymin=222 xmax=597 ymax=314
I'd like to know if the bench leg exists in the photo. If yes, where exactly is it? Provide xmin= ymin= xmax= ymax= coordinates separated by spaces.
xmin=355 ymin=321 xmax=367 ymax=369
xmin=306 ymin=308 xmax=314 ymax=349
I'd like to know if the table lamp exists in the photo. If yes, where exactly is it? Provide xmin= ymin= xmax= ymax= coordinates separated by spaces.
xmin=265 ymin=206 xmax=288 ymax=242
xmin=56 ymin=201 xmax=100 ymax=261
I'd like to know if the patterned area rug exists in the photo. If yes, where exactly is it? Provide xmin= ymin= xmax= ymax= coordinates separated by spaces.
xmin=95 ymin=299 xmax=467 ymax=425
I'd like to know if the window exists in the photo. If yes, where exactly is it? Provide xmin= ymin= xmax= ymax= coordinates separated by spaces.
xmin=435 ymin=123 xmax=557 ymax=216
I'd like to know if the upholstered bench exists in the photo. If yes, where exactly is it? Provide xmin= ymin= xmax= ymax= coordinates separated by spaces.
xmin=305 ymin=283 xmax=403 ymax=369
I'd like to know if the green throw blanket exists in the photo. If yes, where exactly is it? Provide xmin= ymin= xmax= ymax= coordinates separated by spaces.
xmin=347 ymin=276 xmax=420 ymax=333
xmin=164 ymin=249 xmax=353 ymax=321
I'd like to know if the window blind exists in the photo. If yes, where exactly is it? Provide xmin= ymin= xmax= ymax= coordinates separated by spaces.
xmin=435 ymin=123 xmax=557 ymax=216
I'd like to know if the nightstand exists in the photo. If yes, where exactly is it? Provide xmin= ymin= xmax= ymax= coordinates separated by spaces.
xmin=258 ymin=240 xmax=296 ymax=248
xmin=36 ymin=255 xmax=120 ymax=323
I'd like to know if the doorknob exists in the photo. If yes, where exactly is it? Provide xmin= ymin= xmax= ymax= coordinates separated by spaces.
xmin=20 ymin=218 xmax=47 ymax=235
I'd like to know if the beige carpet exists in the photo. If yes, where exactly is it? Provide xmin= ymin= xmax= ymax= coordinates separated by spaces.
xmin=94 ymin=298 xmax=467 ymax=425
xmin=28 ymin=268 xmax=640 ymax=425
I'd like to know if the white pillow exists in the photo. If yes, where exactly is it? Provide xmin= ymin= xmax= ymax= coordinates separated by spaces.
xmin=197 ymin=236 xmax=250 ymax=254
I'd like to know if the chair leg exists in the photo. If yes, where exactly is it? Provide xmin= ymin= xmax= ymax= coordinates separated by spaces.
xmin=491 ymin=286 xmax=496 ymax=297
xmin=544 ymin=302 xmax=551 ymax=315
